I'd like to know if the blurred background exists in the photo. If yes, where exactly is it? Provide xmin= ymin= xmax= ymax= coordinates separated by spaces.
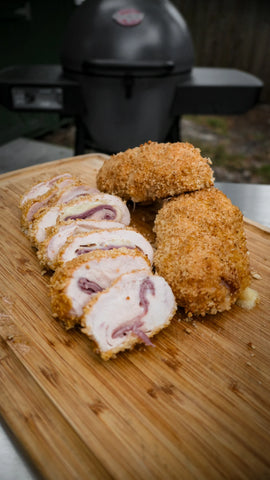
xmin=0 ymin=0 xmax=269 ymax=182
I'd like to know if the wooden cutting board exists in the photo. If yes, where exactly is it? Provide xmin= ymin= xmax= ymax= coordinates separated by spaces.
xmin=0 ymin=154 xmax=269 ymax=480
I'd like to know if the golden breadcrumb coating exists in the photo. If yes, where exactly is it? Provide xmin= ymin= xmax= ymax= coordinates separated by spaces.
xmin=153 ymin=187 xmax=251 ymax=316
xmin=96 ymin=141 xmax=214 ymax=203
xmin=50 ymin=248 xmax=151 ymax=330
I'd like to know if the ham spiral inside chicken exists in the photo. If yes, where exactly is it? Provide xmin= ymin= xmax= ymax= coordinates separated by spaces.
xmin=29 ymin=193 xmax=130 ymax=246
xmin=57 ymin=193 xmax=130 ymax=225
xmin=81 ymin=270 xmax=177 ymax=360
xmin=63 ymin=204 xmax=117 ymax=221
xmin=111 ymin=278 xmax=156 ymax=346
xmin=25 ymin=177 xmax=79 ymax=221
xmin=75 ymin=244 xmax=136 ymax=256
xmin=20 ymin=176 xmax=78 ymax=231
xmin=25 ymin=183 xmax=98 ymax=223
xmin=57 ymin=228 xmax=154 ymax=266
xmin=50 ymin=248 xmax=152 ymax=328
xmin=77 ymin=278 xmax=103 ymax=295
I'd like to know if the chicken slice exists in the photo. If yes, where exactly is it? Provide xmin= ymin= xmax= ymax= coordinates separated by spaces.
xmin=81 ymin=270 xmax=177 ymax=360
xmin=54 ymin=183 xmax=99 ymax=205
xmin=50 ymin=248 xmax=151 ymax=329
xmin=38 ymin=219 xmax=125 ymax=270
xmin=20 ymin=173 xmax=72 ymax=207
xmin=57 ymin=193 xmax=130 ymax=225
xmin=56 ymin=227 xmax=154 ymax=266
xmin=20 ymin=175 xmax=78 ymax=232
xmin=29 ymin=193 xmax=131 ymax=246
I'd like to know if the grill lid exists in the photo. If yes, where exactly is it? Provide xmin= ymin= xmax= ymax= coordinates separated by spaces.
xmin=61 ymin=0 xmax=194 ymax=76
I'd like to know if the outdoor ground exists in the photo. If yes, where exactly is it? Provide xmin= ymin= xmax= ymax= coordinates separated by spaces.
xmin=41 ymin=103 xmax=270 ymax=184
xmin=182 ymin=104 xmax=270 ymax=184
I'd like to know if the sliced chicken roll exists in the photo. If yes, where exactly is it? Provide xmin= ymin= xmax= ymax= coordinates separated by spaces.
xmin=20 ymin=173 xmax=72 ymax=208
xmin=29 ymin=204 xmax=61 ymax=246
xmin=37 ymin=219 xmax=125 ymax=270
xmin=20 ymin=174 xmax=77 ymax=232
xmin=50 ymin=248 xmax=151 ymax=329
xmin=29 ymin=193 xmax=130 ymax=246
xmin=53 ymin=183 xmax=99 ymax=205
xmin=81 ymin=270 xmax=177 ymax=360
xmin=56 ymin=227 xmax=154 ymax=266
xmin=57 ymin=193 xmax=130 ymax=224
xmin=21 ymin=181 xmax=99 ymax=233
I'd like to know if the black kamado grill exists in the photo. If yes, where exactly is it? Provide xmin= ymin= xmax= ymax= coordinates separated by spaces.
xmin=0 ymin=0 xmax=263 ymax=154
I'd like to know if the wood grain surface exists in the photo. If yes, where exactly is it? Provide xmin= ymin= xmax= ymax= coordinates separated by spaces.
xmin=0 ymin=154 xmax=269 ymax=480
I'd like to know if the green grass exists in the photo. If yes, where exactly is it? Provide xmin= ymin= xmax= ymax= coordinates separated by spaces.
xmin=253 ymin=165 xmax=270 ymax=183
xmin=185 ymin=115 xmax=229 ymax=135
xmin=196 ymin=143 xmax=246 ymax=170
xmin=184 ymin=113 xmax=270 ymax=184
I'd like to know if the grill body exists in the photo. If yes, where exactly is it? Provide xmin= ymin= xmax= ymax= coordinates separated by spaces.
xmin=61 ymin=0 xmax=194 ymax=152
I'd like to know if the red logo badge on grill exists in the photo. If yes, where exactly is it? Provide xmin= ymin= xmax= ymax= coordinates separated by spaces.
xmin=112 ymin=8 xmax=144 ymax=26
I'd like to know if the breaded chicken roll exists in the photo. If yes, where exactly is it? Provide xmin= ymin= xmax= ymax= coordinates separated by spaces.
xmin=154 ymin=187 xmax=251 ymax=316
xmin=81 ymin=270 xmax=177 ymax=360
xmin=21 ymin=180 xmax=98 ymax=233
xmin=29 ymin=193 xmax=131 ymax=246
xmin=37 ymin=219 xmax=125 ymax=270
xmin=20 ymin=173 xmax=72 ymax=208
xmin=50 ymin=248 xmax=151 ymax=329
xmin=56 ymin=227 xmax=154 ymax=267
xmin=20 ymin=174 xmax=78 ymax=232
xmin=96 ymin=141 xmax=214 ymax=203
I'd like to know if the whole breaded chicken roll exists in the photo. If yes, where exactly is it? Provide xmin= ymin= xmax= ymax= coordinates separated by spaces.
xmin=96 ymin=141 xmax=214 ymax=203
xmin=154 ymin=187 xmax=251 ymax=316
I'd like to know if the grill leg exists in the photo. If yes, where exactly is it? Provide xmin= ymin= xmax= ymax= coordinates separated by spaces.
xmin=166 ymin=115 xmax=181 ymax=142
xmin=74 ymin=117 xmax=86 ymax=156
xmin=178 ymin=116 xmax=182 ymax=141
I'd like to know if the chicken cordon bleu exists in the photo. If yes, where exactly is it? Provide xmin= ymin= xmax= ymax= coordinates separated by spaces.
xmin=37 ymin=219 xmax=126 ymax=270
xmin=21 ymin=180 xmax=99 ymax=233
xmin=96 ymin=141 xmax=214 ymax=203
xmin=50 ymin=248 xmax=152 ymax=329
xmin=20 ymin=173 xmax=73 ymax=208
xmin=55 ymin=227 xmax=154 ymax=267
xmin=81 ymin=270 xmax=177 ymax=360
xmin=20 ymin=171 xmax=177 ymax=360
xmin=28 ymin=192 xmax=131 ymax=246
xmin=20 ymin=174 xmax=78 ymax=232
xmin=154 ymin=187 xmax=251 ymax=316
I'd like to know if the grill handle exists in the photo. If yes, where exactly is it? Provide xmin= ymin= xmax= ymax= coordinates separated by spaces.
xmin=82 ymin=59 xmax=175 ymax=73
